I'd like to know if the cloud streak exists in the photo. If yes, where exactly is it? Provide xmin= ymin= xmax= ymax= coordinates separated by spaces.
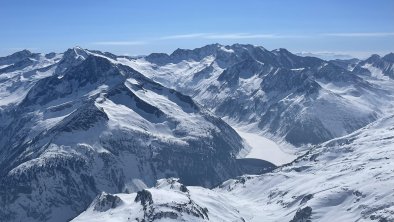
xmin=322 ymin=32 xmax=394 ymax=37
xmin=159 ymin=33 xmax=211 ymax=40
xmin=90 ymin=32 xmax=394 ymax=46
xmin=204 ymin=33 xmax=277 ymax=39
xmin=160 ymin=32 xmax=394 ymax=40
xmin=91 ymin=41 xmax=147 ymax=46
xmin=160 ymin=33 xmax=307 ymax=40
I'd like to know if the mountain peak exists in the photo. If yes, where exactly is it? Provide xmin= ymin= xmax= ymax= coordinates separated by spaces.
xmin=2 ymin=49 xmax=32 ymax=60
xmin=55 ymin=47 xmax=90 ymax=75
xmin=365 ymin=54 xmax=381 ymax=63
xmin=272 ymin=48 xmax=294 ymax=56
xmin=382 ymin=52 xmax=394 ymax=62
xmin=15 ymin=49 xmax=32 ymax=55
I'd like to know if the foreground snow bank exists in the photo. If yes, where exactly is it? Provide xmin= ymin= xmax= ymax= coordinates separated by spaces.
xmin=72 ymin=178 xmax=245 ymax=222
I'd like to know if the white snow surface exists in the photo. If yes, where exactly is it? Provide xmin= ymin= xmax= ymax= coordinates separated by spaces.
xmin=235 ymin=128 xmax=296 ymax=166
xmin=0 ymin=54 xmax=61 ymax=107
xmin=362 ymin=63 xmax=390 ymax=80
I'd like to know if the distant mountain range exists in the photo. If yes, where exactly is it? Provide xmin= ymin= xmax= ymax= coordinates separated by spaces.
xmin=0 ymin=44 xmax=393 ymax=222
xmin=296 ymin=51 xmax=355 ymax=60
xmin=127 ymin=44 xmax=393 ymax=145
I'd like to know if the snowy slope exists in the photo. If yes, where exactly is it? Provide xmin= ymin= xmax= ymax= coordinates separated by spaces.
xmin=353 ymin=53 xmax=394 ymax=79
xmin=74 ymin=114 xmax=394 ymax=221
xmin=235 ymin=128 xmax=296 ymax=166
xmin=72 ymin=178 xmax=245 ymax=222
xmin=0 ymin=48 xmax=256 ymax=222
xmin=0 ymin=50 xmax=62 ymax=108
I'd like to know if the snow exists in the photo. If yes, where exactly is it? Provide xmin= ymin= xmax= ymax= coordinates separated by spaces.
xmin=362 ymin=63 xmax=390 ymax=80
xmin=291 ymin=67 xmax=305 ymax=71
xmin=235 ymin=128 xmax=296 ymax=166
xmin=0 ymin=53 xmax=61 ymax=108
xmin=213 ymin=114 xmax=394 ymax=222
xmin=72 ymin=179 xmax=246 ymax=222
xmin=0 ymin=64 xmax=12 ymax=69
xmin=220 ymin=46 xmax=234 ymax=53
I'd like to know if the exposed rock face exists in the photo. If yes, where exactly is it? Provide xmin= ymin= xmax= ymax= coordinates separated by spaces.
xmin=73 ymin=178 xmax=243 ymax=222
xmin=92 ymin=192 xmax=123 ymax=212
xmin=353 ymin=53 xmax=394 ymax=79
xmin=289 ymin=206 xmax=312 ymax=222
xmin=135 ymin=189 xmax=153 ymax=206
xmin=133 ymin=185 xmax=210 ymax=222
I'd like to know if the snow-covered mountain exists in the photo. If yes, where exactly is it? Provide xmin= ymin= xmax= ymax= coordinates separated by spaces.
xmin=125 ymin=44 xmax=392 ymax=145
xmin=73 ymin=113 xmax=394 ymax=222
xmin=352 ymin=53 xmax=394 ymax=79
xmin=0 ymin=50 xmax=62 ymax=108
xmin=1 ymin=45 xmax=393 ymax=222
xmin=0 ymin=48 xmax=275 ymax=222
xmin=329 ymin=58 xmax=360 ymax=71
xmin=296 ymin=51 xmax=355 ymax=61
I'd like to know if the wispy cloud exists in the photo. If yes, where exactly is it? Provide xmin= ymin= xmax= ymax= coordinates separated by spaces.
xmin=297 ymin=50 xmax=392 ymax=59
xmin=91 ymin=41 xmax=147 ymax=46
xmin=159 ymin=33 xmax=307 ymax=40
xmin=204 ymin=33 xmax=277 ymax=39
xmin=160 ymin=33 xmax=211 ymax=40
xmin=160 ymin=32 xmax=394 ymax=40
xmin=89 ymin=32 xmax=394 ymax=47
xmin=322 ymin=32 xmax=394 ymax=37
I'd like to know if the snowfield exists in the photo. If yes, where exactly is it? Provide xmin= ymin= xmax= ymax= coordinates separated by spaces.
xmin=235 ymin=128 xmax=296 ymax=166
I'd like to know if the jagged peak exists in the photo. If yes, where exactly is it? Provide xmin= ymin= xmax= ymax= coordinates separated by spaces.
xmin=65 ymin=46 xmax=89 ymax=59
xmin=55 ymin=47 xmax=91 ymax=75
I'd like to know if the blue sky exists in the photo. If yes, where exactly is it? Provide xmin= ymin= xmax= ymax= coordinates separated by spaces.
xmin=1 ymin=0 xmax=393 ymax=58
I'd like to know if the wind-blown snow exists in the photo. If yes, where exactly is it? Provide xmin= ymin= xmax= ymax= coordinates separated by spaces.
xmin=362 ymin=63 xmax=390 ymax=80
